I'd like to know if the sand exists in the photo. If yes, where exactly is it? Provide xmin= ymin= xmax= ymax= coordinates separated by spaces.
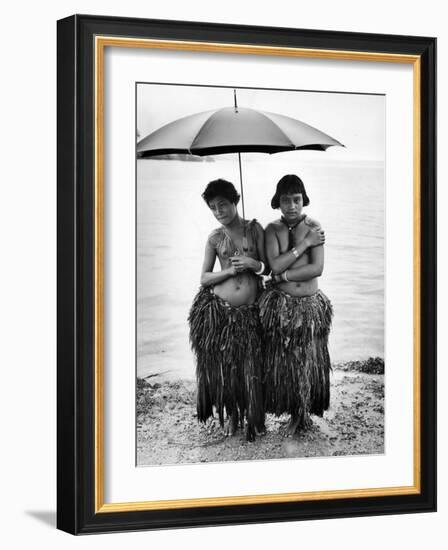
xmin=137 ymin=359 xmax=384 ymax=466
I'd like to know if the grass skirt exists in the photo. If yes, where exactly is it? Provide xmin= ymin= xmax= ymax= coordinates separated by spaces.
xmin=259 ymin=288 xmax=333 ymax=426
xmin=188 ymin=287 xmax=265 ymax=441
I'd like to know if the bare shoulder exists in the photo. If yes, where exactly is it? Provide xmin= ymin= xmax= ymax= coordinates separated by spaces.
xmin=250 ymin=219 xmax=265 ymax=236
xmin=265 ymin=219 xmax=283 ymax=233
xmin=207 ymin=227 xmax=223 ymax=247
xmin=304 ymin=215 xmax=322 ymax=230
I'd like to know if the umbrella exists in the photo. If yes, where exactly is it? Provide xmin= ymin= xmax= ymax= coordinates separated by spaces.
xmin=137 ymin=90 xmax=344 ymax=245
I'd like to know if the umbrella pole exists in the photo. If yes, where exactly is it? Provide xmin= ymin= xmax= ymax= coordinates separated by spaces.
xmin=234 ymin=89 xmax=248 ymax=252
xmin=237 ymin=152 xmax=249 ymax=253
xmin=237 ymin=152 xmax=246 ymax=220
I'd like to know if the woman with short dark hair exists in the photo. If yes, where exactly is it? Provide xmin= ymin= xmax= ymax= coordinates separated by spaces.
xmin=260 ymin=174 xmax=333 ymax=435
xmin=188 ymin=178 xmax=267 ymax=441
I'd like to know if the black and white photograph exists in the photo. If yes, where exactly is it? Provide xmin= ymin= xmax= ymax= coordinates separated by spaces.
xmin=0 ymin=0 xmax=442 ymax=543
xmin=136 ymin=83 xmax=385 ymax=466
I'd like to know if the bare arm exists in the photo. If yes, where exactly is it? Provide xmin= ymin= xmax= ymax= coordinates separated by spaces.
xmin=265 ymin=224 xmax=320 ymax=275
xmin=254 ymin=222 xmax=269 ymax=274
xmin=282 ymin=244 xmax=324 ymax=282
xmin=200 ymin=240 xmax=236 ymax=287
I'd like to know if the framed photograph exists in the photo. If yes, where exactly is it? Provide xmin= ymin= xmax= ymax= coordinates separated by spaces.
xmin=57 ymin=14 xmax=436 ymax=534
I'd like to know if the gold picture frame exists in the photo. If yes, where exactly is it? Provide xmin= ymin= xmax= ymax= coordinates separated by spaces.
xmin=57 ymin=15 xmax=436 ymax=534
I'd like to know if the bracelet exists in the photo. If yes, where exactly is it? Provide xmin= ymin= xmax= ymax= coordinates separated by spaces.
xmin=281 ymin=270 xmax=289 ymax=282
xmin=291 ymin=247 xmax=299 ymax=258
xmin=255 ymin=260 xmax=265 ymax=275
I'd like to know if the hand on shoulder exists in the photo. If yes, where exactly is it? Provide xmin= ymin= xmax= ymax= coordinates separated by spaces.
xmin=304 ymin=215 xmax=322 ymax=231
xmin=304 ymin=216 xmax=325 ymax=247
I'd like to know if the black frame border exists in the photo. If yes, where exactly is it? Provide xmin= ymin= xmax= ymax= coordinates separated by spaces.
xmin=57 ymin=14 xmax=436 ymax=535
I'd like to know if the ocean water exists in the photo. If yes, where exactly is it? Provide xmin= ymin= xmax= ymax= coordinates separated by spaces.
xmin=137 ymin=156 xmax=384 ymax=381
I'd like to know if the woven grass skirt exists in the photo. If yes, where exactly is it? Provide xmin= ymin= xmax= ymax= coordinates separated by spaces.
xmin=259 ymin=288 xmax=333 ymax=427
xmin=188 ymin=287 xmax=265 ymax=441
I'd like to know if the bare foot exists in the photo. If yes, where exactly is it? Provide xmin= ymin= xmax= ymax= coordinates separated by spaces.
xmin=256 ymin=425 xmax=266 ymax=436
xmin=225 ymin=412 xmax=239 ymax=437
xmin=246 ymin=424 xmax=255 ymax=442
xmin=284 ymin=414 xmax=312 ymax=436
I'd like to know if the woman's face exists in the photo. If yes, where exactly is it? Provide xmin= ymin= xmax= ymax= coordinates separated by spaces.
xmin=279 ymin=192 xmax=304 ymax=222
xmin=208 ymin=196 xmax=237 ymax=226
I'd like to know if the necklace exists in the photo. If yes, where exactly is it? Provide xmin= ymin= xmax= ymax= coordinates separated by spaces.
xmin=223 ymin=219 xmax=250 ymax=256
xmin=280 ymin=215 xmax=306 ymax=248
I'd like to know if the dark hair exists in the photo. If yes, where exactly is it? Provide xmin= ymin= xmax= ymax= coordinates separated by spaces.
xmin=202 ymin=178 xmax=240 ymax=205
xmin=270 ymin=174 xmax=310 ymax=209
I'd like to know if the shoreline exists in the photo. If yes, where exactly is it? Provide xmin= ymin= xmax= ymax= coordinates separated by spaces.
xmin=137 ymin=358 xmax=384 ymax=466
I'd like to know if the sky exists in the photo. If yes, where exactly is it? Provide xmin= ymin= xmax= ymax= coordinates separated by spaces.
xmin=137 ymin=83 xmax=385 ymax=163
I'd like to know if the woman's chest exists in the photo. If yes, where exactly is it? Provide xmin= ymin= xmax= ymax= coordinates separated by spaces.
xmin=277 ymin=224 xmax=308 ymax=253
xmin=217 ymin=231 xmax=257 ymax=259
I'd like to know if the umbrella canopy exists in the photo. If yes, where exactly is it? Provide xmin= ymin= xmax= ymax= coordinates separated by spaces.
xmin=137 ymin=106 xmax=344 ymax=158
xmin=137 ymin=94 xmax=344 ymax=250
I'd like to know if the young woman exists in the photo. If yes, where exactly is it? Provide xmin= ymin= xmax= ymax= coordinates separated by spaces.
xmin=259 ymin=174 xmax=333 ymax=435
xmin=188 ymin=178 xmax=267 ymax=441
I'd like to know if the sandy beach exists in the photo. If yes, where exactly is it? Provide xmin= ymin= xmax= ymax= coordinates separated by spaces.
xmin=137 ymin=358 xmax=384 ymax=466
